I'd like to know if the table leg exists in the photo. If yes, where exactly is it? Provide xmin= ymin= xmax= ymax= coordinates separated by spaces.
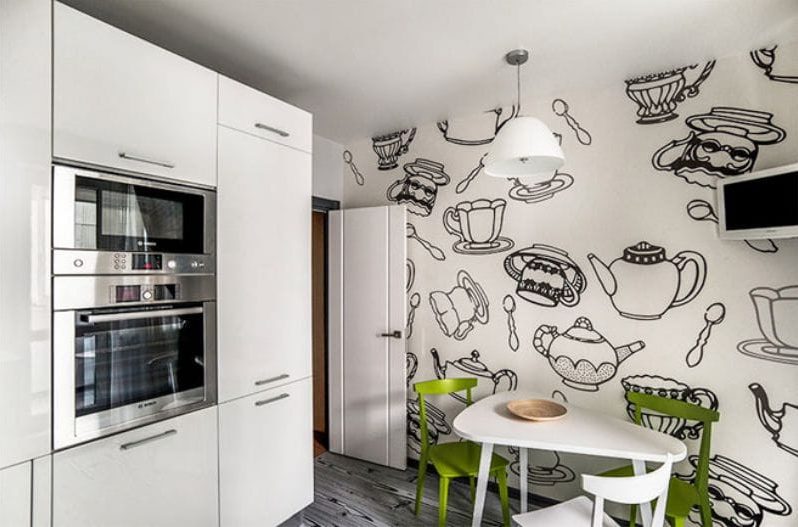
xmin=471 ymin=442 xmax=494 ymax=527
xmin=519 ymin=448 xmax=528 ymax=513
xmin=632 ymin=459 xmax=653 ymax=527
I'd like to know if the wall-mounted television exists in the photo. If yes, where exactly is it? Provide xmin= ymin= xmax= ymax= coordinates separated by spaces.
xmin=717 ymin=162 xmax=798 ymax=240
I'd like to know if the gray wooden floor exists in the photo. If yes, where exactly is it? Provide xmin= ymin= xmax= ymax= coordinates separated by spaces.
xmin=282 ymin=452 xmax=514 ymax=526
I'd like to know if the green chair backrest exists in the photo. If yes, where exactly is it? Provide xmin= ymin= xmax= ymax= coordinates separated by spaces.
xmin=414 ymin=378 xmax=477 ymax=456
xmin=626 ymin=391 xmax=720 ymax=500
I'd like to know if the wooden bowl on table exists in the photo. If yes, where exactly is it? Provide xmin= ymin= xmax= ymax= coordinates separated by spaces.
xmin=507 ymin=399 xmax=567 ymax=421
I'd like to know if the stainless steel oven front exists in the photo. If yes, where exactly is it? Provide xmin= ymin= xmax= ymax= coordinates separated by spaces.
xmin=52 ymin=164 xmax=216 ymax=274
xmin=53 ymin=274 xmax=217 ymax=449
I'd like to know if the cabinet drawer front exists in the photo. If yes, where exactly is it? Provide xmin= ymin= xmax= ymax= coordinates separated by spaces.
xmin=53 ymin=407 xmax=218 ymax=527
xmin=219 ymin=378 xmax=313 ymax=527
xmin=53 ymin=3 xmax=217 ymax=188
xmin=218 ymin=76 xmax=312 ymax=153
xmin=0 ymin=462 xmax=32 ymax=527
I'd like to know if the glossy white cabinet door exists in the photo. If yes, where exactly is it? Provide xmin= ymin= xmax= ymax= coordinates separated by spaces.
xmin=0 ymin=462 xmax=31 ymax=526
xmin=219 ymin=76 xmax=312 ymax=153
xmin=53 ymin=3 xmax=217 ymax=187
xmin=52 ymin=407 xmax=219 ymax=527
xmin=217 ymin=126 xmax=312 ymax=402
xmin=219 ymin=378 xmax=313 ymax=527
xmin=0 ymin=0 xmax=52 ymax=469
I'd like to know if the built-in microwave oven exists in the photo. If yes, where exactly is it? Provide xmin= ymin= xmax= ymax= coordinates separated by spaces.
xmin=52 ymin=273 xmax=217 ymax=449
xmin=52 ymin=164 xmax=215 ymax=275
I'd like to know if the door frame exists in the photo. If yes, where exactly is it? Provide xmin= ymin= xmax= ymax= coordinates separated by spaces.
xmin=311 ymin=197 xmax=339 ymax=451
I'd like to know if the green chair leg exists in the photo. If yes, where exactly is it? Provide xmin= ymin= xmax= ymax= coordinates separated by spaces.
xmin=438 ymin=476 xmax=450 ymax=527
xmin=496 ymin=469 xmax=511 ymax=527
xmin=699 ymin=499 xmax=713 ymax=527
xmin=468 ymin=476 xmax=476 ymax=503
xmin=629 ymin=503 xmax=638 ymax=527
xmin=414 ymin=457 xmax=427 ymax=516
xmin=670 ymin=515 xmax=686 ymax=527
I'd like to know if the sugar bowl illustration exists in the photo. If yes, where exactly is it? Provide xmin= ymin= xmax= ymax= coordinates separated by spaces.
xmin=443 ymin=198 xmax=514 ymax=254
xmin=372 ymin=128 xmax=416 ymax=170
xmin=504 ymin=244 xmax=587 ymax=307
xmin=588 ymin=241 xmax=706 ymax=320
xmin=533 ymin=317 xmax=644 ymax=391
xmin=429 ymin=270 xmax=489 ymax=340
xmin=738 ymin=286 xmax=798 ymax=365
xmin=624 ymin=61 xmax=715 ymax=124
xmin=386 ymin=158 xmax=450 ymax=216
xmin=751 ymin=45 xmax=798 ymax=84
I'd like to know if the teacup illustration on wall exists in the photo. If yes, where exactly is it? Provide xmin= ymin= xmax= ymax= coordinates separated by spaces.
xmin=372 ymin=128 xmax=416 ymax=170
xmin=443 ymin=198 xmax=514 ymax=255
xmin=751 ymin=46 xmax=798 ymax=84
xmin=504 ymin=244 xmax=586 ymax=307
xmin=508 ymin=446 xmax=575 ymax=486
xmin=652 ymin=106 xmax=786 ymax=188
xmin=437 ymin=106 xmax=519 ymax=146
xmin=533 ymin=317 xmax=644 ymax=392
xmin=624 ymin=61 xmax=715 ymax=124
xmin=621 ymin=374 xmax=718 ymax=440
xmin=588 ymin=241 xmax=707 ymax=320
xmin=386 ymin=158 xmax=451 ymax=216
xmin=431 ymin=348 xmax=517 ymax=404
xmin=429 ymin=270 xmax=489 ymax=340
xmin=738 ymin=286 xmax=798 ymax=365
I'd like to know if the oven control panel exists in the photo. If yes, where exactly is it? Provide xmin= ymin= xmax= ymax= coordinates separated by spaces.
xmin=53 ymin=250 xmax=214 ymax=275
xmin=114 ymin=284 xmax=179 ymax=303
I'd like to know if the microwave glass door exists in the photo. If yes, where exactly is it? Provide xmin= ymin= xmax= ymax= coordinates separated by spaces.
xmin=74 ymin=176 xmax=205 ymax=253
xmin=74 ymin=304 xmax=206 ymax=418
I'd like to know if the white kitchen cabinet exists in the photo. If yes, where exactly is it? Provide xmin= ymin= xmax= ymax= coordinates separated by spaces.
xmin=53 ymin=3 xmax=217 ymax=187
xmin=219 ymin=378 xmax=313 ymax=527
xmin=0 ymin=0 xmax=52 ymax=469
xmin=0 ymin=462 xmax=31 ymax=526
xmin=219 ymin=76 xmax=312 ymax=153
xmin=217 ymin=126 xmax=312 ymax=402
xmin=52 ymin=407 xmax=219 ymax=527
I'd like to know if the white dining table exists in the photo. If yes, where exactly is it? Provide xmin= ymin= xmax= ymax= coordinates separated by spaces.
xmin=453 ymin=390 xmax=687 ymax=527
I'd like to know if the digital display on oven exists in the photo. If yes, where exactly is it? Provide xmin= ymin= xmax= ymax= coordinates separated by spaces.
xmin=154 ymin=284 xmax=177 ymax=300
xmin=115 ymin=285 xmax=141 ymax=303
xmin=132 ymin=254 xmax=163 ymax=270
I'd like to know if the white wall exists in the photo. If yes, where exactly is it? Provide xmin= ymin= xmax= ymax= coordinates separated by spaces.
xmin=312 ymin=134 xmax=343 ymax=202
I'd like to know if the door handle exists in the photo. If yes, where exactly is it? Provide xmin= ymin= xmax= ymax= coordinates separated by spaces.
xmin=380 ymin=330 xmax=403 ymax=339
xmin=254 ymin=122 xmax=290 ymax=138
xmin=118 ymin=152 xmax=175 ymax=169
xmin=120 ymin=429 xmax=177 ymax=451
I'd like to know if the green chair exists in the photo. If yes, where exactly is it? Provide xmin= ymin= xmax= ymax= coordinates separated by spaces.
xmin=599 ymin=391 xmax=720 ymax=527
xmin=413 ymin=378 xmax=511 ymax=527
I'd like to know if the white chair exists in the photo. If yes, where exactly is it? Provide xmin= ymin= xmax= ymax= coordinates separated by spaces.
xmin=513 ymin=454 xmax=673 ymax=527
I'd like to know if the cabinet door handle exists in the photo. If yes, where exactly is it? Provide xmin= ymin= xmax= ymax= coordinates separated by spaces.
xmin=120 ymin=429 xmax=177 ymax=451
xmin=119 ymin=152 xmax=175 ymax=169
xmin=255 ymin=393 xmax=290 ymax=407
xmin=380 ymin=330 xmax=403 ymax=339
xmin=254 ymin=373 xmax=289 ymax=386
xmin=254 ymin=122 xmax=290 ymax=138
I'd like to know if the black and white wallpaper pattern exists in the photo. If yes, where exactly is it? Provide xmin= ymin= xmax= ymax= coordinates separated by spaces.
xmin=345 ymin=41 xmax=798 ymax=526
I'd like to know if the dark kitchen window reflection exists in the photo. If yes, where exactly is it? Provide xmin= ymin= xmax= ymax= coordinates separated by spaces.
xmin=74 ymin=306 xmax=205 ymax=417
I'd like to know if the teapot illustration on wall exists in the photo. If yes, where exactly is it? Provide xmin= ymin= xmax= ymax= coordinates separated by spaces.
xmin=749 ymin=383 xmax=798 ymax=458
xmin=431 ymin=348 xmax=517 ymax=404
xmin=588 ymin=241 xmax=707 ymax=320
xmin=533 ymin=317 xmax=645 ymax=392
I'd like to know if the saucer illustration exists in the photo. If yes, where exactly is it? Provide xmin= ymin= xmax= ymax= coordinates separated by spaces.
xmin=452 ymin=238 xmax=514 ymax=255
xmin=508 ymin=172 xmax=574 ymax=203
xmin=738 ymin=340 xmax=798 ymax=366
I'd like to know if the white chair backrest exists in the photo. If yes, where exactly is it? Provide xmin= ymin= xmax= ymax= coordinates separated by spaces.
xmin=582 ymin=454 xmax=673 ymax=527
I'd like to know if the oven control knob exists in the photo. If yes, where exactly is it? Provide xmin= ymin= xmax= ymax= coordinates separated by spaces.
xmin=191 ymin=261 xmax=199 ymax=269
xmin=167 ymin=260 xmax=177 ymax=270
xmin=142 ymin=290 xmax=153 ymax=301
xmin=73 ymin=258 xmax=84 ymax=268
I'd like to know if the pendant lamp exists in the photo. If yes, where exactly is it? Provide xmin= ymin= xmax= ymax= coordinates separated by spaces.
xmin=484 ymin=49 xmax=565 ymax=180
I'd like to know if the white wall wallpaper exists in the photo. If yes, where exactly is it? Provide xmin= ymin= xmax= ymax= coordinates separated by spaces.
xmin=342 ymin=42 xmax=798 ymax=526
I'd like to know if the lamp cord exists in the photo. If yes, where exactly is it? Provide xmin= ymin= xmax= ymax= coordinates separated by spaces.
xmin=516 ymin=62 xmax=521 ymax=111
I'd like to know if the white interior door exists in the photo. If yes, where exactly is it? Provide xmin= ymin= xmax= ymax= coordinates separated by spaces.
xmin=329 ymin=205 xmax=407 ymax=469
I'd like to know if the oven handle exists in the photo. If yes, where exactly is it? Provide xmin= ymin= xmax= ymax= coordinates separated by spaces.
xmin=81 ymin=306 xmax=204 ymax=324
xmin=120 ymin=429 xmax=177 ymax=451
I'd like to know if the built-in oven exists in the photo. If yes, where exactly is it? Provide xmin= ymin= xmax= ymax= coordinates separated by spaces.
xmin=52 ymin=274 xmax=216 ymax=449
xmin=52 ymin=164 xmax=215 ymax=275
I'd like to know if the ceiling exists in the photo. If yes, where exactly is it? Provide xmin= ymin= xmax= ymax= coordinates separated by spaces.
xmin=63 ymin=0 xmax=798 ymax=144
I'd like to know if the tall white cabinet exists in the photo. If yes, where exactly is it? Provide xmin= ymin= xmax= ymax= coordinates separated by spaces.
xmin=0 ymin=0 xmax=52 ymax=471
xmin=217 ymin=77 xmax=313 ymax=526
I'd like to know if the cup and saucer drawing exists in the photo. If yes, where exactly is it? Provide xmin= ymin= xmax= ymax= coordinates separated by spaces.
xmin=453 ymin=239 xmax=514 ymax=255
xmin=738 ymin=341 xmax=798 ymax=365
xmin=508 ymin=172 xmax=574 ymax=203
xmin=737 ymin=286 xmax=798 ymax=365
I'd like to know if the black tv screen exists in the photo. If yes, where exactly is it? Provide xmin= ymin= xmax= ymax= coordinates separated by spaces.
xmin=723 ymin=171 xmax=798 ymax=231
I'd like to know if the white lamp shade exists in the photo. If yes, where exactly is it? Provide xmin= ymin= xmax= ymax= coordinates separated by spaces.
xmin=484 ymin=116 xmax=565 ymax=179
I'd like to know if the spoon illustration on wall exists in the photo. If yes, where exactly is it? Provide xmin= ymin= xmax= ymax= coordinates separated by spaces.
xmin=406 ymin=223 xmax=446 ymax=261
xmin=552 ymin=99 xmax=592 ymax=145
xmin=343 ymin=150 xmax=364 ymax=186
xmin=455 ymin=154 xmax=486 ymax=194
xmin=686 ymin=302 xmax=726 ymax=367
xmin=686 ymin=199 xmax=778 ymax=253
xmin=502 ymin=294 xmax=519 ymax=351
xmin=407 ymin=292 xmax=421 ymax=338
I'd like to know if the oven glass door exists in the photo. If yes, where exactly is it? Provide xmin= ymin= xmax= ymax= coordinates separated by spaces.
xmin=74 ymin=176 xmax=205 ymax=253
xmin=74 ymin=304 xmax=206 ymax=421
